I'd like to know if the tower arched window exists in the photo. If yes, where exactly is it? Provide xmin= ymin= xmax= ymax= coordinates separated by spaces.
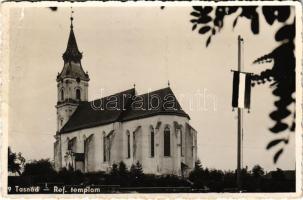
xmin=164 ymin=126 xmax=171 ymax=157
xmin=76 ymin=89 xmax=81 ymax=100
xmin=61 ymin=89 xmax=64 ymax=101
xmin=150 ymin=127 xmax=155 ymax=157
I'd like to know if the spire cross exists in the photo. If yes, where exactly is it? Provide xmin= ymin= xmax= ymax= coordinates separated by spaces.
xmin=168 ymin=80 xmax=170 ymax=87
xmin=70 ymin=7 xmax=74 ymax=29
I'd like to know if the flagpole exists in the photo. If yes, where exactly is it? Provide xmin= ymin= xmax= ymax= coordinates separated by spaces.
xmin=237 ymin=35 xmax=243 ymax=192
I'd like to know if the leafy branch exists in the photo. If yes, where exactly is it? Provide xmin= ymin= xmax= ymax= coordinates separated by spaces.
xmin=190 ymin=6 xmax=295 ymax=163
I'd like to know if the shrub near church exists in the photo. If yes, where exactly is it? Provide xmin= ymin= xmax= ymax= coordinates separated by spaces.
xmin=8 ymin=159 xmax=295 ymax=193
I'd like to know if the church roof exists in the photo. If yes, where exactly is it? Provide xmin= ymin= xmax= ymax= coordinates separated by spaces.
xmin=60 ymin=87 xmax=189 ymax=134
xmin=119 ymin=87 xmax=189 ymax=122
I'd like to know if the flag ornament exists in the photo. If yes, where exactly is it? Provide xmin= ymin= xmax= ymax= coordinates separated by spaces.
xmin=232 ymin=71 xmax=252 ymax=109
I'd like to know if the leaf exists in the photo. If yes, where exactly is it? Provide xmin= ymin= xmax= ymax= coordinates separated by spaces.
xmin=190 ymin=19 xmax=198 ymax=23
xmin=290 ymin=121 xmax=295 ymax=131
xmin=206 ymin=36 xmax=211 ymax=47
xmin=253 ymin=53 xmax=273 ymax=64
xmin=273 ymin=148 xmax=283 ymax=163
xmin=274 ymin=97 xmax=293 ymax=107
xmin=266 ymin=138 xmax=288 ymax=150
xmin=226 ymin=6 xmax=238 ymax=15
xmin=251 ymin=14 xmax=259 ymax=34
xmin=199 ymin=26 xmax=211 ymax=34
xmin=270 ymin=109 xmax=291 ymax=121
xmin=192 ymin=24 xmax=197 ymax=31
xmin=233 ymin=17 xmax=238 ymax=28
xmin=275 ymin=24 xmax=295 ymax=41
xmin=198 ymin=16 xmax=212 ymax=24
xmin=269 ymin=122 xmax=288 ymax=133
xmin=262 ymin=6 xmax=278 ymax=25
xmin=240 ymin=6 xmax=258 ymax=19
xmin=212 ymin=28 xmax=216 ymax=35
xmin=191 ymin=12 xmax=200 ymax=17
xmin=203 ymin=6 xmax=213 ymax=14
xmin=193 ymin=6 xmax=203 ymax=12
xmin=277 ymin=6 xmax=290 ymax=23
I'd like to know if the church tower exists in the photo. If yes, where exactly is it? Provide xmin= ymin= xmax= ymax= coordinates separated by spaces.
xmin=56 ymin=13 xmax=89 ymax=132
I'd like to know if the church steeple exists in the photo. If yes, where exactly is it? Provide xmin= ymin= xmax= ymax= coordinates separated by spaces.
xmin=57 ymin=9 xmax=89 ymax=82
xmin=62 ymin=10 xmax=82 ymax=63
xmin=56 ymin=8 xmax=90 ymax=132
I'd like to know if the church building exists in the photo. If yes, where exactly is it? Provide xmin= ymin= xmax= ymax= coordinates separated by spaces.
xmin=54 ymin=16 xmax=198 ymax=176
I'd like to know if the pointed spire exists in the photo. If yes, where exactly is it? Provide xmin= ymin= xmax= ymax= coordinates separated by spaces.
xmin=70 ymin=7 xmax=74 ymax=29
xmin=167 ymin=80 xmax=170 ymax=87
xmin=58 ymin=8 xmax=89 ymax=82
xmin=62 ymin=7 xmax=82 ymax=63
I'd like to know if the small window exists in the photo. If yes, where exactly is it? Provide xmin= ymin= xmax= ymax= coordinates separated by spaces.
xmin=76 ymin=89 xmax=81 ymax=100
xmin=61 ymin=90 xmax=64 ymax=101
xmin=150 ymin=128 xmax=155 ymax=157
xmin=164 ymin=127 xmax=171 ymax=156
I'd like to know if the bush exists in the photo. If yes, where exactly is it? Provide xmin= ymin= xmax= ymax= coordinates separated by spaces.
xmin=22 ymin=159 xmax=56 ymax=177
xmin=106 ymin=162 xmax=129 ymax=186
xmin=130 ymin=161 xmax=144 ymax=186
xmin=57 ymin=167 xmax=84 ymax=185
xmin=9 ymin=159 xmax=294 ymax=192
xmin=85 ymin=171 xmax=106 ymax=185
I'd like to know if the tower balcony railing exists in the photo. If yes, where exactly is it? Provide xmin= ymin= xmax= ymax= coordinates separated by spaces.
xmin=57 ymin=98 xmax=81 ymax=106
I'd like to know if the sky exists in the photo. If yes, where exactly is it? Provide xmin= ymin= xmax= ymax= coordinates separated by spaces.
xmin=8 ymin=6 xmax=296 ymax=171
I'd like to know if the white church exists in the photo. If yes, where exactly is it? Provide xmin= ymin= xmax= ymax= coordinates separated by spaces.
xmin=54 ymin=16 xmax=198 ymax=176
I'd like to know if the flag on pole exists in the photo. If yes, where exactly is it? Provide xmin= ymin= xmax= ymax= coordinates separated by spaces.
xmin=232 ymin=71 xmax=252 ymax=109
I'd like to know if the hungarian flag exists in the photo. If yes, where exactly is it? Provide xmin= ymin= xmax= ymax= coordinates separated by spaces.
xmin=232 ymin=71 xmax=252 ymax=109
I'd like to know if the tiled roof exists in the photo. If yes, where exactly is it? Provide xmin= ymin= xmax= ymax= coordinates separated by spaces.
xmin=60 ymin=87 xmax=189 ymax=134
xmin=60 ymin=88 xmax=135 ymax=133
xmin=119 ymin=87 xmax=189 ymax=122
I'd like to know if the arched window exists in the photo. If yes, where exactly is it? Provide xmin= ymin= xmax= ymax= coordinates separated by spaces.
xmin=150 ymin=127 xmax=155 ymax=157
xmin=61 ymin=89 xmax=64 ymax=101
xmin=180 ymin=130 xmax=184 ymax=157
xmin=133 ymin=132 xmax=136 ymax=158
xmin=76 ymin=89 xmax=81 ymax=100
xmin=67 ymin=137 xmax=76 ymax=152
xmin=66 ymin=137 xmax=71 ymax=150
xmin=164 ymin=127 xmax=171 ymax=156
xmin=103 ymin=133 xmax=107 ymax=162
xmin=126 ymin=131 xmax=131 ymax=158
